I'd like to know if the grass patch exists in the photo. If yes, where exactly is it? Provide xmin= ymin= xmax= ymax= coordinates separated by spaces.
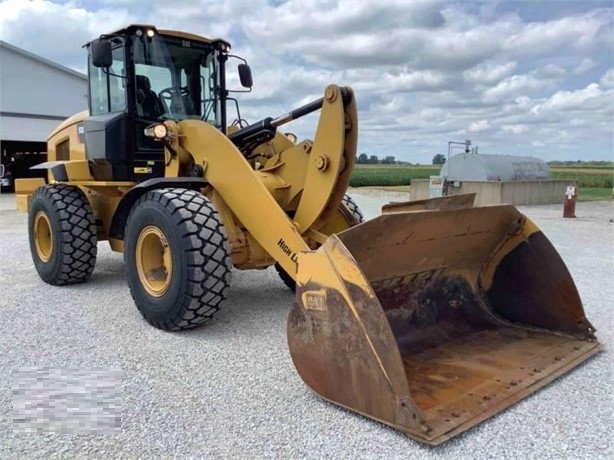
xmin=577 ymin=188 xmax=613 ymax=201
xmin=349 ymin=164 xmax=613 ymax=189
xmin=350 ymin=164 xmax=439 ymax=187
xmin=550 ymin=168 xmax=613 ymax=188
xmin=349 ymin=164 xmax=613 ymax=201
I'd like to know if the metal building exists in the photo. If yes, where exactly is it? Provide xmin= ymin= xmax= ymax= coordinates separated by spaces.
xmin=440 ymin=152 xmax=550 ymax=181
xmin=0 ymin=41 xmax=87 ymax=190
xmin=413 ymin=152 xmax=571 ymax=206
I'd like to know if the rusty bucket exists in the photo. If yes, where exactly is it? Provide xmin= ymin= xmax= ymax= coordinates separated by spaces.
xmin=288 ymin=197 xmax=601 ymax=445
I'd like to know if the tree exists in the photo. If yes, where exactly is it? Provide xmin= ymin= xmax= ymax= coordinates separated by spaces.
xmin=357 ymin=153 xmax=368 ymax=164
xmin=382 ymin=155 xmax=396 ymax=164
xmin=368 ymin=155 xmax=379 ymax=164
xmin=432 ymin=154 xmax=446 ymax=165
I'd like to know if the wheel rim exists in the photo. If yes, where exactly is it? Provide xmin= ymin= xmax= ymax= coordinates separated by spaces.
xmin=34 ymin=211 xmax=53 ymax=262
xmin=135 ymin=225 xmax=173 ymax=297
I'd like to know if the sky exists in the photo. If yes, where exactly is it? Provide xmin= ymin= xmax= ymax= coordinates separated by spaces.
xmin=1 ymin=0 xmax=613 ymax=163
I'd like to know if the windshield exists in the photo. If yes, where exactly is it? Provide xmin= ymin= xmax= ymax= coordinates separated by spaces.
xmin=133 ymin=34 xmax=220 ymax=125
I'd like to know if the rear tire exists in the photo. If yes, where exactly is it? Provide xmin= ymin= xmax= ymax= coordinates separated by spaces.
xmin=274 ymin=261 xmax=297 ymax=292
xmin=124 ymin=188 xmax=232 ymax=331
xmin=28 ymin=184 xmax=97 ymax=285
xmin=340 ymin=194 xmax=364 ymax=226
xmin=275 ymin=194 xmax=364 ymax=291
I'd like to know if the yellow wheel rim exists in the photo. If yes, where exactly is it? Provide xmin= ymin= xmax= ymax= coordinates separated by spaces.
xmin=34 ymin=211 xmax=53 ymax=262
xmin=135 ymin=225 xmax=173 ymax=297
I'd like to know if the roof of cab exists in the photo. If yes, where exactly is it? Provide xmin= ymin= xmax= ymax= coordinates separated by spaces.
xmin=83 ymin=24 xmax=231 ymax=49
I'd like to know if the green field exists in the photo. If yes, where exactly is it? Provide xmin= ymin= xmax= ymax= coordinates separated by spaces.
xmin=550 ymin=168 xmax=613 ymax=189
xmin=349 ymin=164 xmax=440 ymax=187
xmin=349 ymin=163 xmax=613 ymax=201
xmin=576 ymin=188 xmax=613 ymax=201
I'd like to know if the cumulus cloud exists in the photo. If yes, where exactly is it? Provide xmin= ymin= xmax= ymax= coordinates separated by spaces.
xmin=0 ymin=0 xmax=131 ymax=72
xmin=463 ymin=61 xmax=517 ymax=85
xmin=0 ymin=0 xmax=612 ymax=161
xmin=532 ymin=83 xmax=609 ymax=112
xmin=504 ymin=11 xmax=605 ymax=55
xmin=502 ymin=124 xmax=529 ymax=134
xmin=482 ymin=66 xmax=563 ymax=103
xmin=468 ymin=120 xmax=490 ymax=133
xmin=573 ymin=58 xmax=598 ymax=75
xmin=600 ymin=68 xmax=614 ymax=89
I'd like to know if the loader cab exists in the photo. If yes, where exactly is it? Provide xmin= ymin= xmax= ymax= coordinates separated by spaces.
xmin=84 ymin=25 xmax=235 ymax=182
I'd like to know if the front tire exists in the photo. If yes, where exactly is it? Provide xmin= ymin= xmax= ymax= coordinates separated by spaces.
xmin=124 ymin=188 xmax=232 ymax=331
xmin=28 ymin=184 xmax=97 ymax=285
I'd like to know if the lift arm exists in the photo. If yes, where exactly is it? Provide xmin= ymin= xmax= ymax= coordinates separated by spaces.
xmin=176 ymin=85 xmax=355 ymax=279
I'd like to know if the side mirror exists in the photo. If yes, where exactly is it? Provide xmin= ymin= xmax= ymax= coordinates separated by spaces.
xmin=91 ymin=39 xmax=112 ymax=68
xmin=238 ymin=63 xmax=253 ymax=88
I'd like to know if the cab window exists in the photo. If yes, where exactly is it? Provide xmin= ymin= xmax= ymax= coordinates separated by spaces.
xmin=89 ymin=45 xmax=126 ymax=115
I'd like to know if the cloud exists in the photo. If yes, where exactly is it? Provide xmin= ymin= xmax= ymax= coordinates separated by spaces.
xmin=532 ymin=83 xmax=609 ymax=112
xmin=600 ymin=68 xmax=614 ymax=89
xmin=463 ymin=61 xmax=517 ymax=85
xmin=502 ymin=124 xmax=529 ymax=134
xmin=468 ymin=120 xmax=490 ymax=133
xmin=482 ymin=69 xmax=559 ymax=103
xmin=504 ymin=11 xmax=605 ymax=55
xmin=0 ymin=0 xmax=612 ymax=161
xmin=573 ymin=58 xmax=598 ymax=75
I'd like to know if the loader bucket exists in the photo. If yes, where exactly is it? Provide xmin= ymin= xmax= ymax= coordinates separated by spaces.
xmin=288 ymin=201 xmax=602 ymax=445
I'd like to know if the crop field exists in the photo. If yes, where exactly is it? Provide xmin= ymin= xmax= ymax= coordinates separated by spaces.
xmin=350 ymin=163 xmax=613 ymax=200
xmin=349 ymin=164 xmax=440 ymax=187
xmin=549 ymin=167 xmax=613 ymax=189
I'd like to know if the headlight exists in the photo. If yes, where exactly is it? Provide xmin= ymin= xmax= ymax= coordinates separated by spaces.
xmin=144 ymin=123 xmax=168 ymax=140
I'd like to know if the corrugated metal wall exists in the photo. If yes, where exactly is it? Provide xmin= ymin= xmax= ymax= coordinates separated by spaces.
xmin=411 ymin=179 xmax=576 ymax=206
xmin=440 ymin=153 xmax=550 ymax=181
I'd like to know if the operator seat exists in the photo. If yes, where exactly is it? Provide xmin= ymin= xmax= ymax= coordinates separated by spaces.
xmin=136 ymin=75 xmax=164 ymax=119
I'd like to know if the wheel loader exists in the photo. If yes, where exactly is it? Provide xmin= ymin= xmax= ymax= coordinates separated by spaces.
xmin=15 ymin=25 xmax=601 ymax=445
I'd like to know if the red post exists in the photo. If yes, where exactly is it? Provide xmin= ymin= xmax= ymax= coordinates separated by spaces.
xmin=563 ymin=185 xmax=577 ymax=218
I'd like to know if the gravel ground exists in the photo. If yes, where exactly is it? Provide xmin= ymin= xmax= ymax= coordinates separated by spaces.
xmin=0 ymin=189 xmax=612 ymax=459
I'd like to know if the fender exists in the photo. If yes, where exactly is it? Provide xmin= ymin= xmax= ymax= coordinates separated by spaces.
xmin=108 ymin=177 xmax=208 ymax=239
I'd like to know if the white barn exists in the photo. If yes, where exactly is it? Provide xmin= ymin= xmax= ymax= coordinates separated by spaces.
xmin=0 ymin=41 xmax=88 ymax=190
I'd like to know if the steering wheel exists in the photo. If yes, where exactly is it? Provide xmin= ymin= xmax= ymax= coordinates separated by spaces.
xmin=158 ymin=86 xmax=190 ymax=100
xmin=158 ymin=86 xmax=190 ymax=105
xmin=158 ymin=86 xmax=190 ymax=115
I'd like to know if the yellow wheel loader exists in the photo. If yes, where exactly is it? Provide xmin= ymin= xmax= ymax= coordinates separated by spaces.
xmin=15 ymin=25 xmax=601 ymax=445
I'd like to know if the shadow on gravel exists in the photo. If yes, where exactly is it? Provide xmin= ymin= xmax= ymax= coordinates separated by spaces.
xmin=86 ymin=270 xmax=127 ymax=287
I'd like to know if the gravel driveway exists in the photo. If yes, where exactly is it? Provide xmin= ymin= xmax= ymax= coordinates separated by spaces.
xmin=0 ymin=190 xmax=612 ymax=459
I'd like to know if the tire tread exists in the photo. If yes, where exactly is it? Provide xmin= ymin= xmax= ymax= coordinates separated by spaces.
xmin=126 ymin=188 xmax=232 ymax=331
xmin=30 ymin=184 xmax=97 ymax=285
